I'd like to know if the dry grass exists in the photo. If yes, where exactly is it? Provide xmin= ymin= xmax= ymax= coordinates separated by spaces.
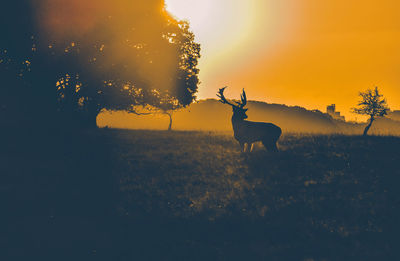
xmin=105 ymin=129 xmax=399 ymax=260
xmin=3 ymin=128 xmax=399 ymax=260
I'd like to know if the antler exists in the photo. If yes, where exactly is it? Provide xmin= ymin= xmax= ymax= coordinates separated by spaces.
xmin=235 ymin=89 xmax=247 ymax=108
xmin=217 ymin=87 xmax=247 ymax=109
xmin=217 ymin=87 xmax=236 ymax=107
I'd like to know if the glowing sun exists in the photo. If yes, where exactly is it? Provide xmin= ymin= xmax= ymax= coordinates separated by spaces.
xmin=165 ymin=0 xmax=264 ymax=99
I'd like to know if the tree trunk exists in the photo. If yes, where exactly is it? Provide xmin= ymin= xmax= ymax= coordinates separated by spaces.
xmin=88 ymin=113 xmax=99 ymax=129
xmin=69 ymin=111 xmax=98 ymax=130
xmin=363 ymin=116 xmax=374 ymax=136
xmin=83 ymin=112 xmax=99 ymax=129
xmin=167 ymin=112 xmax=172 ymax=131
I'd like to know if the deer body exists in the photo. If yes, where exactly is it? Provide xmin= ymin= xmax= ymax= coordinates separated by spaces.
xmin=232 ymin=117 xmax=282 ymax=152
xmin=218 ymin=87 xmax=281 ymax=152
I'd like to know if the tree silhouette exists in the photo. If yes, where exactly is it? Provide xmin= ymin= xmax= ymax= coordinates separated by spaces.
xmin=352 ymin=87 xmax=389 ymax=136
xmin=0 ymin=0 xmax=200 ymax=129
xmin=127 ymin=90 xmax=183 ymax=131
xmin=122 ymin=21 xmax=201 ymax=131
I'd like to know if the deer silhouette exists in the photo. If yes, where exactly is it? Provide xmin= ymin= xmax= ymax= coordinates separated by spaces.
xmin=217 ymin=87 xmax=282 ymax=152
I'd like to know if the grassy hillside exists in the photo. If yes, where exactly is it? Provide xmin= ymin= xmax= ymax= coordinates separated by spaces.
xmin=99 ymin=99 xmax=400 ymax=135
xmin=2 ymin=129 xmax=399 ymax=260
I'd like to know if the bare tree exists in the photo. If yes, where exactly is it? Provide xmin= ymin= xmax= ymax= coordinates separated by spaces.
xmin=352 ymin=87 xmax=389 ymax=136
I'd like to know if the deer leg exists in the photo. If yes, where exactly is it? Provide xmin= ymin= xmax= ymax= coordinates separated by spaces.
xmin=239 ymin=142 xmax=245 ymax=152
xmin=270 ymin=142 xmax=279 ymax=152
xmin=261 ymin=141 xmax=268 ymax=151
xmin=262 ymin=140 xmax=279 ymax=152
xmin=249 ymin=143 xmax=254 ymax=152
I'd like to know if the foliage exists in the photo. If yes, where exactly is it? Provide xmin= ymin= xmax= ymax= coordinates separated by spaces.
xmin=352 ymin=87 xmax=389 ymax=117
xmin=0 ymin=1 xmax=200 ymax=128
xmin=122 ymin=20 xmax=201 ymax=129
xmin=351 ymin=87 xmax=389 ymax=135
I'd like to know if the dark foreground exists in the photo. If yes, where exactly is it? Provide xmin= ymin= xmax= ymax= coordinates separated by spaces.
xmin=1 ymin=129 xmax=399 ymax=260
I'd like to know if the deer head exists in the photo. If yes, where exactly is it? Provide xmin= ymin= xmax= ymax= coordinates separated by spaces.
xmin=217 ymin=87 xmax=248 ymax=120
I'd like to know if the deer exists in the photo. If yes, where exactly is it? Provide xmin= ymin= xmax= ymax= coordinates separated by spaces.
xmin=217 ymin=87 xmax=282 ymax=152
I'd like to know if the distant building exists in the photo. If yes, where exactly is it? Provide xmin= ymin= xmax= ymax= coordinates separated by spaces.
xmin=326 ymin=104 xmax=345 ymax=121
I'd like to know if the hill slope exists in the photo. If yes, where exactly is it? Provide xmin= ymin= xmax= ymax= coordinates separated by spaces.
xmin=98 ymin=99 xmax=400 ymax=135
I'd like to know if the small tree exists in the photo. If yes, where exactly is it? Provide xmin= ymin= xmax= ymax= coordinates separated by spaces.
xmin=127 ymin=90 xmax=182 ymax=131
xmin=155 ymin=95 xmax=181 ymax=131
xmin=352 ymin=87 xmax=389 ymax=136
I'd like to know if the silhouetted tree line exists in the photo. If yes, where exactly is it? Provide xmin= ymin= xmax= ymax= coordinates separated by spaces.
xmin=0 ymin=0 xmax=200 ymax=129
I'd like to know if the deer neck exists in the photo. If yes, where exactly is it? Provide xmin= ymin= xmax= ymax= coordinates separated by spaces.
xmin=231 ymin=115 xmax=244 ymax=131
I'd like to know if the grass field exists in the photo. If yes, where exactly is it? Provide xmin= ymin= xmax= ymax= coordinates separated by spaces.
xmin=2 ymin=129 xmax=399 ymax=260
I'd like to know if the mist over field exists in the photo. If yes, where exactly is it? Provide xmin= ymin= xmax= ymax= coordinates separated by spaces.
xmin=99 ymin=99 xmax=400 ymax=135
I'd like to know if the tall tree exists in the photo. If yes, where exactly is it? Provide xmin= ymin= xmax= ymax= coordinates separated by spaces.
xmin=124 ymin=20 xmax=201 ymax=130
xmin=0 ymin=0 xmax=200 ymax=129
xmin=352 ymin=87 xmax=389 ymax=136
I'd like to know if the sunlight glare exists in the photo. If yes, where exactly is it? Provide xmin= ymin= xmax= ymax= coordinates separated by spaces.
xmin=165 ymin=0 xmax=257 ymax=51
xmin=165 ymin=0 xmax=268 ymax=99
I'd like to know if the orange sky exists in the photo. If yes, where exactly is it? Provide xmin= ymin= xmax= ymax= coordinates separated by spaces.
xmin=166 ymin=0 xmax=400 ymax=121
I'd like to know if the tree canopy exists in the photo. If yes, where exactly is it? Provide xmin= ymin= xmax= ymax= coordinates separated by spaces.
xmin=352 ymin=87 xmax=389 ymax=136
xmin=0 ymin=0 xmax=200 ymax=129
